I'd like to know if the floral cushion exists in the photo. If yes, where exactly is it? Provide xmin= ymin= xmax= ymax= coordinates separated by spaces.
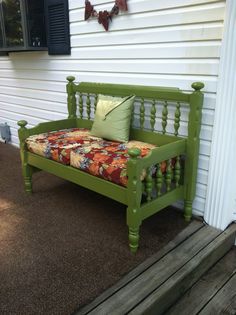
xmin=26 ymin=128 xmax=156 ymax=187
xmin=26 ymin=128 xmax=91 ymax=165
xmin=70 ymin=138 xmax=156 ymax=187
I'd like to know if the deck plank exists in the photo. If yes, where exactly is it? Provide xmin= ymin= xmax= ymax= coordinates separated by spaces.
xmin=199 ymin=272 xmax=236 ymax=315
xmin=129 ymin=224 xmax=236 ymax=315
xmin=165 ymin=247 xmax=236 ymax=315
xmin=76 ymin=220 xmax=204 ymax=315
xmin=81 ymin=225 xmax=221 ymax=315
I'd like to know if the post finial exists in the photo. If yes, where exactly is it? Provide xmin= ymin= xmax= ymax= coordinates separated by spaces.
xmin=128 ymin=148 xmax=141 ymax=159
xmin=17 ymin=120 xmax=28 ymax=128
xmin=66 ymin=76 xmax=76 ymax=83
xmin=191 ymin=82 xmax=204 ymax=91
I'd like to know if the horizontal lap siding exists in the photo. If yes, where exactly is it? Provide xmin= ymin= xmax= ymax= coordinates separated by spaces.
xmin=0 ymin=0 xmax=225 ymax=216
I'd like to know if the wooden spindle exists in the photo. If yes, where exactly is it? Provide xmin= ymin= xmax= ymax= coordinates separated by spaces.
xmin=174 ymin=156 xmax=181 ymax=187
xmin=145 ymin=167 xmax=152 ymax=202
xmin=150 ymin=99 xmax=156 ymax=131
xmin=156 ymin=164 xmax=163 ymax=197
xmin=94 ymin=94 xmax=98 ymax=114
xmin=166 ymin=159 xmax=172 ymax=192
xmin=174 ymin=102 xmax=181 ymax=136
xmin=162 ymin=101 xmax=168 ymax=134
xmin=79 ymin=93 xmax=83 ymax=119
xmin=86 ymin=93 xmax=91 ymax=119
xmin=140 ymin=98 xmax=145 ymax=130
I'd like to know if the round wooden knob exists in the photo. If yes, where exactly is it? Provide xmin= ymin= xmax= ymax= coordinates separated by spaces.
xmin=128 ymin=148 xmax=141 ymax=158
xmin=191 ymin=82 xmax=205 ymax=91
xmin=66 ymin=76 xmax=76 ymax=82
xmin=17 ymin=120 xmax=28 ymax=128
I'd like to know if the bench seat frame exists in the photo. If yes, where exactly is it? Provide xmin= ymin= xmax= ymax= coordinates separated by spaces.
xmin=18 ymin=77 xmax=204 ymax=253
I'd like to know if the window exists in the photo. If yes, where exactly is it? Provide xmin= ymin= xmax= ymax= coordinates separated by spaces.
xmin=0 ymin=19 xmax=3 ymax=48
xmin=0 ymin=0 xmax=70 ymax=54
xmin=26 ymin=0 xmax=47 ymax=48
xmin=2 ymin=0 xmax=24 ymax=47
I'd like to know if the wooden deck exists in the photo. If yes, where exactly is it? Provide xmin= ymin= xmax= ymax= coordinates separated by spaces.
xmin=166 ymin=246 xmax=236 ymax=315
xmin=75 ymin=221 xmax=236 ymax=315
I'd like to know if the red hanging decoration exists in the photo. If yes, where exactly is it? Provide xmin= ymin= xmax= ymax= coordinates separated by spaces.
xmin=98 ymin=10 xmax=110 ymax=31
xmin=84 ymin=1 xmax=94 ymax=20
xmin=115 ymin=0 xmax=128 ymax=11
xmin=84 ymin=0 xmax=128 ymax=31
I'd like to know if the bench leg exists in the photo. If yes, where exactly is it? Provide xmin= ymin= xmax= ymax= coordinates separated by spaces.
xmin=23 ymin=163 xmax=33 ymax=193
xmin=128 ymin=225 xmax=140 ymax=254
xmin=184 ymin=199 xmax=192 ymax=222
xmin=127 ymin=205 xmax=141 ymax=254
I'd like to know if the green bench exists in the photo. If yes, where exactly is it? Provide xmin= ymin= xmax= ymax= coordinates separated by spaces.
xmin=17 ymin=77 xmax=204 ymax=253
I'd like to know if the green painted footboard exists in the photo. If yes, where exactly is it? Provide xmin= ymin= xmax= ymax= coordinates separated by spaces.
xmin=18 ymin=77 xmax=204 ymax=253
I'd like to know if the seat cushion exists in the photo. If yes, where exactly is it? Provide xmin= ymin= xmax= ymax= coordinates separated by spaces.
xmin=70 ymin=138 xmax=156 ymax=187
xmin=26 ymin=128 xmax=156 ymax=187
xmin=26 ymin=128 xmax=91 ymax=165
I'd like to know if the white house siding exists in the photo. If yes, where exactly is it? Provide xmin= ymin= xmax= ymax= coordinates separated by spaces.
xmin=0 ymin=0 xmax=226 ymax=217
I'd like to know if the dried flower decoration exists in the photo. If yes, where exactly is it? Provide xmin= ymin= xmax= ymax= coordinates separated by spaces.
xmin=85 ymin=0 xmax=128 ymax=31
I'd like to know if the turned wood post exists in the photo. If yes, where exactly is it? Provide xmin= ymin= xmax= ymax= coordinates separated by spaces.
xmin=127 ymin=148 xmax=142 ymax=253
xmin=66 ymin=76 xmax=77 ymax=119
xmin=174 ymin=102 xmax=181 ymax=136
xmin=184 ymin=82 xmax=204 ymax=221
xmin=140 ymin=98 xmax=145 ymax=130
xmin=17 ymin=120 xmax=29 ymax=162
xmin=162 ymin=101 xmax=168 ymax=134
xmin=17 ymin=120 xmax=32 ymax=193
xmin=150 ymin=99 xmax=156 ymax=132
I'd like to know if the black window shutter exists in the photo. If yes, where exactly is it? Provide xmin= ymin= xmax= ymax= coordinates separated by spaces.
xmin=45 ymin=0 xmax=71 ymax=55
